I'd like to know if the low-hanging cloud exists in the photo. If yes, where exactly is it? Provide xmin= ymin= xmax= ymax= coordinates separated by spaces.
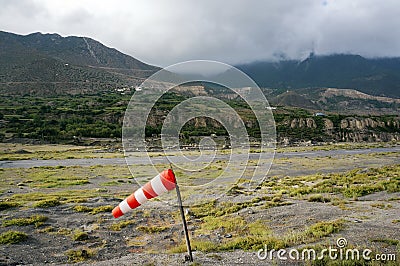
xmin=0 ymin=0 xmax=399 ymax=67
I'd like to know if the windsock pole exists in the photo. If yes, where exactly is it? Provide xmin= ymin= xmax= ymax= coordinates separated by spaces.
xmin=175 ymin=182 xmax=193 ymax=262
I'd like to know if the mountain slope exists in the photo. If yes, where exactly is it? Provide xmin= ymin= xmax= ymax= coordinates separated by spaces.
xmin=237 ymin=54 xmax=400 ymax=98
xmin=0 ymin=31 xmax=160 ymax=95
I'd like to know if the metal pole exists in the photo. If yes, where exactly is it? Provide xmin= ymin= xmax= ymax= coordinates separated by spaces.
xmin=175 ymin=183 xmax=193 ymax=262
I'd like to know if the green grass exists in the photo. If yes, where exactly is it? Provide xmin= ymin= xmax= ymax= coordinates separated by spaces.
xmin=33 ymin=198 xmax=62 ymax=208
xmin=198 ymin=216 xmax=247 ymax=235
xmin=371 ymin=238 xmax=399 ymax=246
xmin=73 ymin=205 xmax=113 ymax=215
xmin=265 ymin=164 xmax=400 ymax=199
xmin=2 ymin=189 xmax=106 ymax=207
xmin=0 ymin=201 xmax=20 ymax=211
xmin=109 ymin=220 xmax=136 ymax=231
xmin=0 ymin=230 xmax=28 ymax=244
xmin=190 ymin=195 xmax=291 ymax=219
xmin=0 ymin=165 xmax=132 ymax=193
xmin=2 ymin=215 xmax=48 ymax=227
xmin=72 ymin=230 xmax=89 ymax=241
xmin=65 ymin=248 xmax=95 ymax=262
xmin=73 ymin=205 xmax=92 ymax=212
xmin=308 ymin=194 xmax=331 ymax=203
xmin=171 ymin=219 xmax=344 ymax=253
xmin=136 ymin=225 xmax=170 ymax=233
xmin=90 ymin=205 xmax=114 ymax=214
xmin=0 ymin=143 xmax=123 ymax=161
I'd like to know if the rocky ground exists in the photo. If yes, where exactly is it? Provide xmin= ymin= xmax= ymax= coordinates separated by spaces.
xmin=0 ymin=147 xmax=399 ymax=265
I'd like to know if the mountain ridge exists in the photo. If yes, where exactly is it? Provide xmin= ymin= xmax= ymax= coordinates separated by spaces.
xmin=0 ymin=31 xmax=160 ymax=95
xmin=1 ymin=31 xmax=400 ymax=99
xmin=236 ymin=53 xmax=400 ymax=98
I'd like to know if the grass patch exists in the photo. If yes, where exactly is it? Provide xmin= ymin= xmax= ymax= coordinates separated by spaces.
xmin=199 ymin=216 xmax=247 ymax=235
xmin=72 ymin=230 xmax=89 ymax=241
xmin=265 ymin=164 xmax=400 ymax=199
xmin=308 ymin=194 xmax=331 ymax=203
xmin=0 ymin=201 xmax=20 ymax=211
xmin=0 ymin=230 xmax=28 ymax=244
xmin=370 ymin=203 xmax=392 ymax=209
xmin=190 ymin=195 xmax=290 ymax=218
xmin=109 ymin=220 xmax=136 ymax=231
xmin=171 ymin=218 xmax=344 ymax=253
xmin=90 ymin=205 xmax=113 ymax=214
xmin=73 ymin=205 xmax=113 ymax=214
xmin=2 ymin=215 xmax=48 ymax=227
xmin=3 ymin=189 xmax=104 ymax=207
xmin=372 ymin=238 xmax=399 ymax=246
xmin=73 ymin=205 xmax=92 ymax=212
xmin=0 ymin=165 xmax=132 ymax=194
xmin=136 ymin=225 xmax=170 ymax=233
xmin=0 ymin=143 xmax=123 ymax=161
xmin=65 ymin=248 xmax=95 ymax=263
xmin=171 ymin=236 xmax=285 ymax=253
xmin=36 ymin=226 xmax=55 ymax=233
xmin=33 ymin=198 xmax=61 ymax=208
xmin=54 ymin=227 xmax=72 ymax=236
xmin=304 ymin=220 xmax=343 ymax=238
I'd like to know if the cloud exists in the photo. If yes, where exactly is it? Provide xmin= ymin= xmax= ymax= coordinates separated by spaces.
xmin=0 ymin=0 xmax=399 ymax=66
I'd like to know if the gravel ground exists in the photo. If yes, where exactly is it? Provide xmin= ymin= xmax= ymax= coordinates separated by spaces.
xmin=1 ymin=191 xmax=399 ymax=265
xmin=1 ymin=149 xmax=399 ymax=265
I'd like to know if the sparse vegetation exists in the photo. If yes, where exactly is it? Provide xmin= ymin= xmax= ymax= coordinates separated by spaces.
xmin=109 ymin=220 xmax=136 ymax=231
xmin=65 ymin=248 xmax=95 ymax=263
xmin=90 ymin=205 xmax=114 ymax=214
xmin=0 ymin=142 xmax=398 ymax=264
xmin=265 ymin=164 xmax=400 ymax=199
xmin=73 ymin=205 xmax=113 ymax=214
xmin=72 ymin=230 xmax=89 ymax=241
xmin=137 ymin=225 xmax=170 ymax=233
xmin=2 ymin=215 xmax=48 ymax=227
xmin=0 ymin=201 xmax=19 ymax=211
xmin=371 ymin=238 xmax=399 ymax=246
xmin=171 ymin=219 xmax=344 ymax=253
xmin=190 ymin=195 xmax=291 ymax=218
xmin=308 ymin=194 xmax=331 ymax=203
xmin=33 ymin=198 xmax=61 ymax=208
xmin=0 ymin=231 xmax=28 ymax=244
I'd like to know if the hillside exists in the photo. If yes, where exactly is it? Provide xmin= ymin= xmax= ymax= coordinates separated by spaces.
xmin=237 ymin=54 xmax=400 ymax=98
xmin=264 ymin=87 xmax=400 ymax=115
xmin=0 ymin=31 xmax=160 ymax=95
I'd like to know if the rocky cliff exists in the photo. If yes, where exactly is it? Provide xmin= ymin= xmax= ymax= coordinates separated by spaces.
xmin=279 ymin=116 xmax=400 ymax=144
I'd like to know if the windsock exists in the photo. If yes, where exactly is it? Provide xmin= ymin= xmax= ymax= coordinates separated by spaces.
xmin=112 ymin=169 xmax=176 ymax=218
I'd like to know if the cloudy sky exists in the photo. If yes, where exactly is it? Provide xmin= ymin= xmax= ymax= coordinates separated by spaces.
xmin=1 ymin=0 xmax=399 ymax=67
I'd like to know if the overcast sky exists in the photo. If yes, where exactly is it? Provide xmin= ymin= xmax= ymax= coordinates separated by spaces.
xmin=1 ymin=0 xmax=399 ymax=67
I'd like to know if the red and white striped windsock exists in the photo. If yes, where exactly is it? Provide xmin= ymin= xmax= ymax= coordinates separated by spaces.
xmin=112 ymin=169 xmax=176 ymax=218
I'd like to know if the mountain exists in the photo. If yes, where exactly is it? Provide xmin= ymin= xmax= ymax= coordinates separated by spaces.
xmin=237 ymin=54 xmax=400 ymax=98
xmin=0 ymin=31 xmax=160 ymax=95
